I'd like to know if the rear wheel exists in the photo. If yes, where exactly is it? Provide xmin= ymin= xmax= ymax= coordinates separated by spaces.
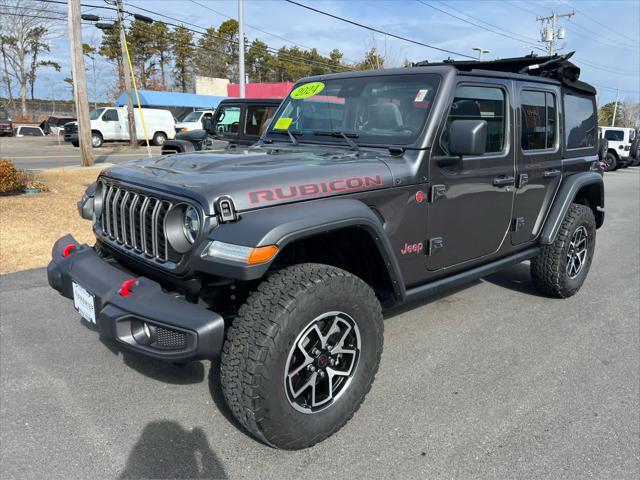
xmin=531 ymin=203 xmax=596 ymax=298
xmin=603 ymin=152 xmax=617 ymax=171
xmin=220 ymin=263 xmax=383 ymax=450
xmin=152 ymin=132 xmax=167 ymax=146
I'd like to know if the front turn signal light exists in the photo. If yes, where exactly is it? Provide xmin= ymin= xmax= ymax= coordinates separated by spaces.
xmin=247 ymin=245 xmax=278 ymax=265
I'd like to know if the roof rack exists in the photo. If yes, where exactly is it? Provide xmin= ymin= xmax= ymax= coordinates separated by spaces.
xmin=414 ymin=52 xmax=596 ymax=95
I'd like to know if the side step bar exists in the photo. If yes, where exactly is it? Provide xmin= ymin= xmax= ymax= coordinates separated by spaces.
xmin=404 ymin=247 xmax=540 ymax=304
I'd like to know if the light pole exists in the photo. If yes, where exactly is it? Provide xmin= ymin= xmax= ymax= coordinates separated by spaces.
xmin=238 ymin=0 xmax=245 ymax=98
xmin=472 ymin=47 xmax=490 ymax=61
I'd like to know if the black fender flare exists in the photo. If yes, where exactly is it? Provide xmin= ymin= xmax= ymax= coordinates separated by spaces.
xmin=161 ymin=139 xmax=196 ymax=155
xmin=192 ymin=198 xmax=405 ymax=301
xmin=540 ymin=172 xmax=604 ymax=245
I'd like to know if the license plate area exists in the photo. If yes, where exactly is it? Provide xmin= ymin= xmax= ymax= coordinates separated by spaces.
xmin=72 ymin=281 xmax=96 ymax=324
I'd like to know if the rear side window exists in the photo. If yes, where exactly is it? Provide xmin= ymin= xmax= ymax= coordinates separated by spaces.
xmin=521 ymin=90 xmax=557 ymax=151
xmin=442 ymin=85 xmax=506 ymax=154
xmin=245 ymin=105 xmax=277 ymax=136
xmin=564 ymin=93 xmax=596 ymax=149
xmin=604 ymin=130 xmax=625 ymax=141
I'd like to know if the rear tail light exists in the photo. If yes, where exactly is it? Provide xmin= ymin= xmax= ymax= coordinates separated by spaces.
xmin=624 ymin=145 xmax=630 ymax=151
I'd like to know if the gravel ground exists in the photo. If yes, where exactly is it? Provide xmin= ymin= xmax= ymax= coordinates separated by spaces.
xmin=1 ymin=168 xmax=638 ymax=480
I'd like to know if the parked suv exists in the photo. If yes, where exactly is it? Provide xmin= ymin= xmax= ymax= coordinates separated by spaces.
xmin=598 ymin=126 xmax=635 ymax=170
xmin=161 ymin=98 xmax=281 ymax=154
xmin=0 ymin=106 xmax=13 ymax=136
xmin=48 ymin=53 xmax=604 ymax=450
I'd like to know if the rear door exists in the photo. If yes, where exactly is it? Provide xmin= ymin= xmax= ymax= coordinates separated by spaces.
xmin=511 ymin=83 xmax=562 ymax=245
xmin=426 ymin=78 xmax=515 ymax=270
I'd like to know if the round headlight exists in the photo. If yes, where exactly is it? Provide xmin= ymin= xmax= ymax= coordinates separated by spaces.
xmin=182 ymin=206 xmax=200 ymax=243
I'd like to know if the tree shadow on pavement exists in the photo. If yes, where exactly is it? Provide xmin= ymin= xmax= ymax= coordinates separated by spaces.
xmin=119 ymin=421 xmax=227 ymax=479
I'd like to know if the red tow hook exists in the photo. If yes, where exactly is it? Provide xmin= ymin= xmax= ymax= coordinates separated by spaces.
xmin=119 ymin=279 xmax=138 ymax=297
xmin=62 ymin=244 xmax=77 ymax=257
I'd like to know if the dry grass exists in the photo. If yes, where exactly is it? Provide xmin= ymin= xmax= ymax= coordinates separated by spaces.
xmin=0 ymin=167 xmax=105 ymax=275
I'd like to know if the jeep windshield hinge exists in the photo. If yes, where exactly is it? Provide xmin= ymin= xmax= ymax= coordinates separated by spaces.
xmin=430 ymin=184 xmax=446 ymax=203
xmin=427 ymin=237 xmax=444 ymax=255
xmin=217 ymin=197 xmax=237 ymax=223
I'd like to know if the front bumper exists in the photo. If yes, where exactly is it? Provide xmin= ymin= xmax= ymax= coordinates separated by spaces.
xmin=64 ymin=133 xmax=78 ymax=143
xmin=47 ymin=234 xmax=225 ymax=362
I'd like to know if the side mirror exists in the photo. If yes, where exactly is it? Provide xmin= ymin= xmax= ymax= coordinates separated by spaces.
xmin=449 ymin=119 xmax=487 ymax=156
xmin=202 ymin=116 xmax=213 ymax=132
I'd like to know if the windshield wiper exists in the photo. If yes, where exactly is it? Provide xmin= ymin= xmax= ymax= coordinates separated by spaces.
xmin=313 ymin=130 xmax=359 ymax=151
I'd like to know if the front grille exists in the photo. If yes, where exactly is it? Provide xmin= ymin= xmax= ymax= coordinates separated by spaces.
xmin=155 ymin=327 xmax=187 ymax=349
xmin=64 ymin=123 xmax=77 ymax=134
xmin=99 ymin=182 xmax=178 ymax=263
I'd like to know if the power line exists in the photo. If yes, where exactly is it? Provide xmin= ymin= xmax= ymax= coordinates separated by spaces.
xmin=567 ymin=3 xmax=639 ymax=45
xmin=418 ymin=1 xmax=546 ymax=52
xmin=34 ymin=0 xmax=348 ymax=73
xmin=283 ymin=0 xmax=476 ymax=60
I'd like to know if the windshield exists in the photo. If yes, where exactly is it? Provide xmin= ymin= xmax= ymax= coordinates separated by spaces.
xmin=90 ymin=108 xmax=105 ymax=120
xmin=266 ymin=74 xmax=440 ymax=146
xmin=183 ymin=111 xmax=203 ymax=122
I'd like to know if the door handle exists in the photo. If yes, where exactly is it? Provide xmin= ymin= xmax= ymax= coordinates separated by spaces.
xmin=493 ymin=176 xmax=515 ymax=187
xmin=543 ymin=169 xmax=561 ymax=178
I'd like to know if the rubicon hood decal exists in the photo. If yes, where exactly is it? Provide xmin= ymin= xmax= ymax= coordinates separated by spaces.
xmin=249 ymin=175 xmax=384 ymax=205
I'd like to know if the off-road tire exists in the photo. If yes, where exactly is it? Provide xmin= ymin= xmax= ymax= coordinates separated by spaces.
xmin=220 ymin=263 xmax=384 ymax=450
xmin=604 ymin=152 xmax=617 ymax=171
xmin=531 ymin=203 xmax=596 ymax=298
xmin=152 ymin=132 xmax=167 ymax=146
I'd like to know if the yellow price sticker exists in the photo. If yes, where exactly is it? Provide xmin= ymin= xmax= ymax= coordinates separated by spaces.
xmin=290 ymin=82 xmax=325 ymax=99
xmin=273 ymin=117 xmax=293 ymax=130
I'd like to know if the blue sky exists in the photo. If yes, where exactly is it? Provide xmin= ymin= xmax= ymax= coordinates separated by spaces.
xmin=36 ymin=0 xmax=640 ymax=105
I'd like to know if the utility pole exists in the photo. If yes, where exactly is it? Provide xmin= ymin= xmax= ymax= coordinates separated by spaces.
xmin=612 ymin=89 xmax=619 ymax=127
xmin=68 ymin=0 xmax=94 ymax=166
xmin=238 ymin=0 xmax=245 ymax=98
xmin=537 ymin=10 xmax=574 ymax=56
xmin=116 ymin=0 xmax=137 ymax=146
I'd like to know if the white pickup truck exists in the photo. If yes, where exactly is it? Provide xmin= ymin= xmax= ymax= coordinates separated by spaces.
xmin=64 ymin=107 xmax=176 ymax=148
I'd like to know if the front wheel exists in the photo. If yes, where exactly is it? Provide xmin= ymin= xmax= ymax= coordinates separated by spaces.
xmin=531 ymin=203 xmax=596 ymax=298
xmin=91 ymin=132 xmax=103 ymax=148
xmin=220 ymin=263 xmax=384 ymax=449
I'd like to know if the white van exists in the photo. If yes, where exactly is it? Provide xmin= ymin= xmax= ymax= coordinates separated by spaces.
xmin=175 ymin=110 xmax=215 ymax=133
xmin=64 ymin=107 xmax=176 ymax=148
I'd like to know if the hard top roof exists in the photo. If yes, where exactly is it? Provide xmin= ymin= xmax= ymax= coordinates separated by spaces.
xmin=297 ymin=52 xmax=596 ymax=96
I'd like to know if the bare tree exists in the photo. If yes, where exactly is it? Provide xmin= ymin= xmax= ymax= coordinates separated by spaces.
xmin=620 ymin=100 xmax=640 ymax=129
xmin=0 ymin=0 xmax=64 ymax=118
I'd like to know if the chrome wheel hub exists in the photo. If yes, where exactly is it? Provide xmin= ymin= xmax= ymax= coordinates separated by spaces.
xmin=566 ymin=226 xmax=588 ymax=279
xmin=284 ymin=311 xmax=361 ymax=414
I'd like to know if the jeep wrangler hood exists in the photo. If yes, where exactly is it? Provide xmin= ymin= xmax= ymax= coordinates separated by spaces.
xmin=101 ymin=146 xmax=394 ymax=215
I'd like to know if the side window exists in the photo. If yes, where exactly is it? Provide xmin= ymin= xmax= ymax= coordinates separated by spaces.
xmin=521 ymin=90 xmax=557 ymax=151
xmin=103 ymin=109 xmax=119 ymax=122
xmin=214 ymin=106 xmax=241 ymax=134
xmin=564 ymin=93 xmax=596 ymax=149
xmin=604 ymin=130 xmax=624 ymax=141
xmin=442 ymin=85 xmax=506 ymax=155
xmin=244 ymin=105 xmax=277 ymax=136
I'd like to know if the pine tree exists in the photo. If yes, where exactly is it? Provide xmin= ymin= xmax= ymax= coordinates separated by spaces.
xmin=171 ymin=25 xmax=194 ymax=92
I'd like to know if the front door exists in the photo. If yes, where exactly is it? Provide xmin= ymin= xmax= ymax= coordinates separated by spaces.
xmin=101 ymin=108 xmax=122 ymax=140
xmin=427 ymin=79 xmax=515 ymax=271
xmin=511 ymin=83 xmax=562 ymax=245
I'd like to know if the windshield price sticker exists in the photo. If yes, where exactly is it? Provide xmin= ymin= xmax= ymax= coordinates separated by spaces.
xmin=274 ymin=117 xmax=293 ymax=130
xmin=290 ymin=82 xmax=325 ymax=99
xmin=414 ymin=89 xmax=429 ymax=103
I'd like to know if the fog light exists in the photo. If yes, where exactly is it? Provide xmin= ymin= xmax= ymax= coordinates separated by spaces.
xmin=131 ymin=320 xmax=156 ymax=346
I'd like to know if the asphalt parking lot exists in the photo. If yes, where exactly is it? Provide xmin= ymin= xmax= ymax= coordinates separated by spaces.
xmin=0 ymin=135 xmax=161 ymax=170
xmin=1 ymin=168 xmax=638 ymax=479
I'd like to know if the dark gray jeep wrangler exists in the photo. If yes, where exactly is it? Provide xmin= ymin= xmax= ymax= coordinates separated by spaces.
xmin=48 ymin=53 xmax=604 ymax=450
